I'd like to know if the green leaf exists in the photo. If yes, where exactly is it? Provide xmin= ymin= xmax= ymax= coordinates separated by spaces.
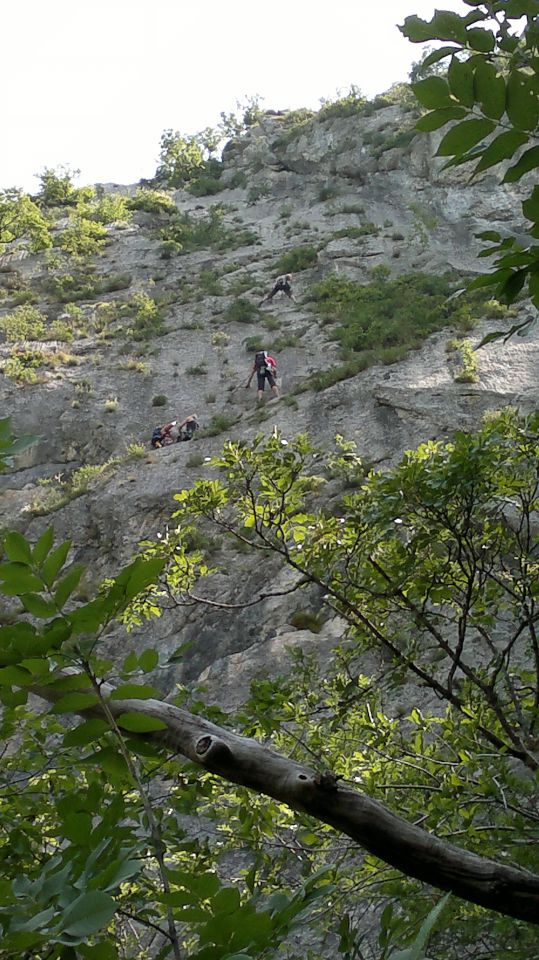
xmin=43 ymin=615 xmax=72 ymax=649
xmin=68 ymin=596 xmax=113 ymax=635
xmin=473 ymin=61 xmax=506 ymax=119
xmin=400 ymin=15 xmax=438 ymax=43
xmin=51 ymin=692 xmax=99 ymax=713
xmin=138 ymin=647 xmax=159 ymax=672
xmin=498 ymin=268 xmax=528 ymax=303
xmin=0 ymin=563 xmax=44 ymax=595
xmin=52 ymin=671 xmax=92 ymax=691
xmin=447 ymin=57 xmax=475 ymax=107
xmin=12 ymin=906 xmax=56 ymax=932
xmin=190 ymin=871 xmax=222 ymax=900
xmin=420 ymin=46 xmax=459 ymax=69
xmin=412 ymin=77 xmax=452 ymax=109
xmin=62 ymin=810 xmax=92 ymax=844
xmin=431 ymin=10 xmax=467 ymax=42
xmin=79 ymin=943 xmax=119 ymax=959
xmin=41 ymin=540 xmax=71 ymax=587
xmin=32 ymin=526 xmax=54 ymax=565
xmin=476 ymin=315 xmax=538 ymax=346
xmin=110 ymin=683 xmax=159 ymax=700
xmin=115 ymin=556 xmax=166 ymax=601
xmin=2 ymin=433 xmax=41 ymax=458
xmin=0 ymin=686 xmax=28 ymax=706
xmin=83 ymin=746 xmax=129 ymax=780
xmin=389 ymin=893 xmax=450 ymax=960
xmin=436 ymin=118 xmax=495 ymax=157
xmin=416 ymin=106 xmax=467 ymax=132
xmin=466 ymin=27 xmax=495 ymax=51
xmin=0 ymin=664 xmax=32 ymax=685
xmin=20 ymin=593 xmax=58 ymax=618
xmin=116 ymin=712 xmax=167 ymax=732
xmin=61 ymin=891 xmax=117 ymax=939
xmin=474 ymin=130 xmax=528 ymax=174
xmin=20 ymin=656 xmax=51 ymax=676
xmin=63 ymin=718 xmax=110 ymax=747
xmin=504 ymin=0 xmax=539 ymax=14
xmin=504 ymin=145 xmax=539 ymax=183
xmin=506 ymin=70 xmax=539 ymax=131
xmin=54 ymin=565 xmax=84 ymax=608
xmin=94 ymin=857 xmax=142 ymax=893
xmin=522 ymin=185 xmax=539 ymax=224
xmin=3 ymin=531 xmax=32 ymax=564
xmin=122 ymin=651 xmax=139 ymax=673
xmin=475 ymin=230 xmax=501 ymax=242
xmin=210 ymin=886 xmax=241 ymax=915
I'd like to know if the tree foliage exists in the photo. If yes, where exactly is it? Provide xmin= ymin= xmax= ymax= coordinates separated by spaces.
xmin=3 ymin=414 xmax=539 ymax=957
xmin=0 ymin=188 xmax=51 ymax=254
xmin=400 ymin=1 xmax=539 ymax=331
xmin=37 ymin=166 xmax=83 ymax=208
xmin=157 ymin=130 xmax=206 ymax=187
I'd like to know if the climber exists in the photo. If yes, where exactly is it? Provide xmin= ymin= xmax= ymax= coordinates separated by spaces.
xmin=259 ymin=273 xmax=295 ymax=305
xmin=177 ymin=414 xmax=199 ymax=441
xmin=151 ymin=415 xmax=199 ymax=448
xmin=245 ymin=350 xmax=279 ymax=402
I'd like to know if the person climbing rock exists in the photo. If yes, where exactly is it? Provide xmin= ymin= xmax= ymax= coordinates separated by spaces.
xmin=151 ymin=414 xmax=199 ymax=448
xmin=259 ymin=273 xmax=295 ymax=305
xmin=177 ymin=414 xmax=199 ymax=441
xmin=245 ymin=351 xmax=279 ymax=402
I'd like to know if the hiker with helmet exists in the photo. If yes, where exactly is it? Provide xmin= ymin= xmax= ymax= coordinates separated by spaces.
xmin=259 ymin=273 xmax=295 ymax=305
xmin=246 ymin=350 xmax=279 ymax=402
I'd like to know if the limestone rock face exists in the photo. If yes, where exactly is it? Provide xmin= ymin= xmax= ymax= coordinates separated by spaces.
xmin=1 ymin=101 xmax=537 ymax=707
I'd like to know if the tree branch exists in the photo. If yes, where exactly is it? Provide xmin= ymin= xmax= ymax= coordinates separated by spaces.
xmin=29 ymin=671 xmax=539 ymax=926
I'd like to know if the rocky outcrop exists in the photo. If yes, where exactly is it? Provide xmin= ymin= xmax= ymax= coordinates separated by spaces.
xmin=1 ymin=100 xmax=536 ymax=705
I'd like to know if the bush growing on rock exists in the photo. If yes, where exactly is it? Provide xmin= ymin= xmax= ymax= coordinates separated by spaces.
xmin=223 ymin=298 xmax=261 ymax=325
xmin=0 ymin=305 xmax=46 ymax=342
xmin=274 ymin=244 xmax=318 ymax=274
xmin=127 ymin=187 xmax=177 ymax=214
xmin=312 ymin=271 xmax=491 ymax=357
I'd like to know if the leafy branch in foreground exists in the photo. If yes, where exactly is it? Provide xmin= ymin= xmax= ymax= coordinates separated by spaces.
xmin=400 ymin=2 xmax=539 ymax=330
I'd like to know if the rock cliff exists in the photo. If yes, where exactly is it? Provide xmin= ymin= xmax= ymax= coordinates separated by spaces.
xmin=1 ymin=99 xmax=537 ymax=704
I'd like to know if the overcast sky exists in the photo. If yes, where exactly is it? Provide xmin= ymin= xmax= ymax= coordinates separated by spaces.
xmin=4 ymin=0 xmax=465 ymax=193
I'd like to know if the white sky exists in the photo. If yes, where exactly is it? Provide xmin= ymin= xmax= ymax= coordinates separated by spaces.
xmin=4 ymin=0 xmax=465 ymax=193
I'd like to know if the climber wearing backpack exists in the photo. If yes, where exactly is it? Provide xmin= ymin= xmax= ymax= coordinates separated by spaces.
xmin=178 ymin=414 xmax=199 ymax=441
xmin=259 ymin=273 xmax=295 ymax=305
xmin=151 ymin=414 xmax=199 ymax=448
xmin=246 ymin=351 xmax=279 ymax=401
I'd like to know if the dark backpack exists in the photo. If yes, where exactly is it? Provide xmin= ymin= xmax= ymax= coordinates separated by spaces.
xmin=255 ymin=351 xmax=267 ymax=370
xmin=151 ymin=426 xmax=163 ymax=448
xmin=181 ymin=419 xmax=199 ymax=440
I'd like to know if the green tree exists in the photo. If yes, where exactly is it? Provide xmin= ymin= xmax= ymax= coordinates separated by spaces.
xmin=400 ymin=0 xmax=539 ymax=335
xmin=0 ymin=188 xmax=51 ymax=253
xmin=157 ymin=130 xmax=205 ymax=186
xmin=37 ymin=166 xmax=81 ymax=207
xmin=3 ymin=414 xmax=539 ymax=957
